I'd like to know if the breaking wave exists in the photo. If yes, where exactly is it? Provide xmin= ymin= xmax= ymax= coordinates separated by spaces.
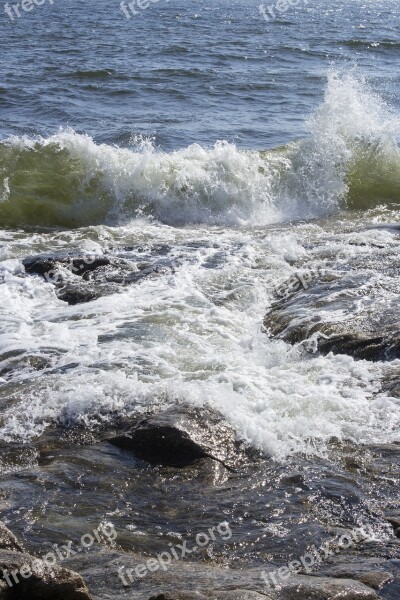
xmin=1 ymin=73 xmax=399 ymax=229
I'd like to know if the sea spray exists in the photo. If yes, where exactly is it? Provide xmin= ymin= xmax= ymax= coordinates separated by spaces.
xmin=1 ymin=74 xmax=399 ymax=229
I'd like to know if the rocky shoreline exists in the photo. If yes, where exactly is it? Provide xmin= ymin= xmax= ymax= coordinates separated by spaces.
xmin=0 ymin=226 xmax=399 ymax=599
xmin=0 ymin=400 xmax=399 ymax=599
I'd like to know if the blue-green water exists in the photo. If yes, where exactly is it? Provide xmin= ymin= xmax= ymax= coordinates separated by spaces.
xmin=1 ymin=0 xmax=399 ymax=149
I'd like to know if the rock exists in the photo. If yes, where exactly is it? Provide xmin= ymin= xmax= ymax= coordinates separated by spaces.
xmin=306 ymin=555 xmax=395 ymax=591
xmin=0 ymin=524 xmax=23 ymax=553
xmin=148 ymin=593 xmax=272 ymax=600
xmin=107 ymin=405 xmax=239 ymax=469
xmin=0 ymin=354 xmax=51 ymax=379
xmin=147 ymin=595 xmax=208 ymax=600
xmin=22 ymin=252 xmax=172 ymax=305
xmin=264 ymin=271 xmax=400 ymax=361
xmin=22 ymin=255 xmax=110 ymax=278
xmin=356 ymin=572 xmax=393 ymax=589
xmin=384 ymin=512 xmax=400 ymax=531
xmin=381 ymin=369 xmax=400 ymax=398
xmin=0 ymin=580 xmax=9 ymax=598
xmin=0 ymin=549 xmax=92 ymax=599
xmin=145 ymin=575 xmax=379 ymax=600
xmin=209 ymin=593 xmax=272 ymax=600
xmin=56 ymin=283 xmax=102 ymax=305
xmin=273 ymin=574 xmax=380 ymax=599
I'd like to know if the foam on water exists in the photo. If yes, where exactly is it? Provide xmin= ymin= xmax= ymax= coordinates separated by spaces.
xmin=0 ymin=220 xmax=399 ymax=459
xmin=0 ymin=73 xmax=399 ymax=229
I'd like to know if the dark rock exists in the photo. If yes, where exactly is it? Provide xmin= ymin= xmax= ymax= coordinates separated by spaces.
xmin=213 ymin=593 xmax=272 ymax=600
xmin=0 ymin=582 xmax=7 ymax=598
xmin=381 ymin=369 xmax=400 ymax=398
xmin=385 ymin=513 xmax=400 ymax=530
xmin=107 ymin=405 xmax=239 ymax=469
xmin=0 ymin=549 xmax=92 ymax=599
xmin=144 ymin=575 xmax=379 ymax=600
xmin=22 ymin=255 xmax=110 ymax=278
xmin=0 ymin=524 xmax=23 ymax=553
xmin=356 ymin=571 xmax=393 ymax=589
xmin=369 ymin=223 xmax=400 ymax=233
xmin=274 ymin=574 xmax=380 ymax=599
xmin=315 ymin=556 xmax=394 ymax=590
xmin=147 ymin=595 xmax=207 ymax=600
xmin=56 ymin=284 xmax=101 ymax=305
xmin=148 ymin=593 xmax=271 ymax=600
xmin=0 ymin=354 xmax=50 ymax=379
xmin=264 ymin=272 xmax=400 ymax=361
xmin=22 ymin=252 xmax=172 ymax=305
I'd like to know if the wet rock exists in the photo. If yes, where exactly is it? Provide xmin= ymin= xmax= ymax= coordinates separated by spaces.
xmin=356 ymin=571 xmax=393 ymax=589
xmin=264 ymin=272 xmax=400 ymax=361
xmin=23 ymin=255 xmax=110 ymax=278
xmin=210 ymin=593 xmax=272 ymax=600
xmin=0 ymin=549 xmax=92 ymax=599
xmin=384 ymin=512 xmax=400 ymax=538
xmin=275 ymin=574 xmax=380 ymax=599
xmin=147 ymin=594 xmax=208 ymax=600
xmin=148 ymin=593 xmax=271 ymax=600
xmin=56 ymin=283 xmax=103 ymax=305
xmin=316 ymin=556 xmax=394 ymax=590
xmin=381 ymin=369 xmax=400 ymax=398
xmin=124 ymin=571 xmax=379 ymax=600
xmin=0 ymin=524 xmax=23 ymax=553
xmin=0 ymin=581 xmax=8 ymax=598
xmin=23 ymin=252 xmax=172 ymax=305
xmin=107 ymin=405 xmax=239 ymax=469
xmin=0 ymin=354 xmax=51 ymax=379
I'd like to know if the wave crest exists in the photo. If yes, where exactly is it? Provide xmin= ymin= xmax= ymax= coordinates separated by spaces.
xmin=1 ymin=73 xmax=399 ymax=228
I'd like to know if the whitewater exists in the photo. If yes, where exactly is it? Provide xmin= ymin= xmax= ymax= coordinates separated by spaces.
xmin=1 ymin=73 xmax=400 ymax=228
xmin=0 ymin=73 xmax=399 ymax=460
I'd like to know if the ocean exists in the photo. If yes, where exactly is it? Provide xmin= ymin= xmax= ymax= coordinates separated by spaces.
xmin=0 ymin=1 xmax=399 ymax=598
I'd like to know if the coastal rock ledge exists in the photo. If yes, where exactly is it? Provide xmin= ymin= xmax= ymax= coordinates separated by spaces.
xmin=264 ymin=273 xmax=399 ymax=362
xmin=0 ymin=523 xmax=92 ymax=600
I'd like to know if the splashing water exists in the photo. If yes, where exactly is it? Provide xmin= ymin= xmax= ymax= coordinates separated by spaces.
xmin=0 ymin=73 xmax=399 ymax=229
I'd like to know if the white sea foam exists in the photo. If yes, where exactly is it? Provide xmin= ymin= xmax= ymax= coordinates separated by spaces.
xmin=0 ymin=219 xmax=399 ymax=459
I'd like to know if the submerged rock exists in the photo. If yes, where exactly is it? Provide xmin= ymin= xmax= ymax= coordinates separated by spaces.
xmin=0 ymin=353 xmax=51 ymax=380
xmin=384 ymin=511 xmax=400 ymax=538
xmin=381 ymin=368 xmax=400 ymax=398
xmin=111 ymin=560 xmax=380 ymax=600
xmin=316 ymin=555 xmax=394 ymax=590
xmin=273 ymin=574 xmax=380 ymax=599
xmin=0 ymin=525 xmax=92 ymax=600
xmin=22 ymin=251 xmax=172 ymax=305
xmin=0 ymin=524 xmax=23 ymax=553
xmin=148 ymin=593 xmax=271 ymax=600
xmin=147 ymin=595 xmax=208 ymax=600
xmin=0 ymin=550 xmax=92 ymax=599
xmin=107 ymin=405 xmax=239 ymax=469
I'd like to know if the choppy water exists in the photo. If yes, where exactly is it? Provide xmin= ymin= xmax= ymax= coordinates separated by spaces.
xmin=0 ymin=3 xmax=399 ymax=595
